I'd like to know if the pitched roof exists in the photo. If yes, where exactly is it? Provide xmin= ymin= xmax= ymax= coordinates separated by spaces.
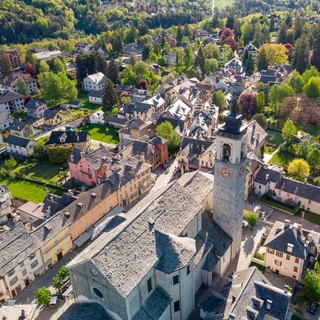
xmin=5 ymin=134 xmax=33 ymax=148
xmin=246 ymin=120 xmax=268 ymax=152
xmin=88 ymin=90 xmax=102 ymax=98
xmin=9 ymin=119 xmax=28 ymax=132
xmin=69 ymin=171 xmax=213 ymax=298
xmin=42 ymin=191 xmax=78 ymax=217
xmin=254 ymin=166 xmax=282 ymax=185
xmin=265 ymin=221 xmax=306 ymax=259
xmin=180 ymin=137 xmax=214 ymax=159
xmin=1 ymin=73 xmax=36 ymax=87
xmin=0 ymin=90 xmax=24 ymax=104
xmin=44 ymin=109 xmax=59 ymax=120
xmin=45 ymin=130 xmax=88 ymax=145
xmin=86 ymin=72 xmax=106 ymax=84
xmin=275 ymin=177 xmax=320 ymax=203
xmin=26 ymin=99 xmax=47 ymax=110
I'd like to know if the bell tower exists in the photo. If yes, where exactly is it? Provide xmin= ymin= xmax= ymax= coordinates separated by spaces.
xmin=213 ymin=99 xmax=248 ymax=260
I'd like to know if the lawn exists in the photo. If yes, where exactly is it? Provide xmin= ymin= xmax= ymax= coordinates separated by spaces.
xmin=260 ymin=195 xmax=297 ymax=214
xmin=214 ymin=0 xmax=234 ymax=9
xmin=81 ymin=124 xmax=119 ymax=144
xmin=81 ymin=99 xmax=102 ymax=112
xmin=249 ymin=262 xmax=266 ymax=274
xmin=0 ymin=177 xmax=63 ymax=203
xmin=13 ymin=161 xmax=62 ymax=184
xmin=63 ymin=109 xmax=87 ymax=122
xmin=37 ymin=136 xmax=49 ymax=145
xmin=270 ymin=150 xmax=295 ymax=167
xmin=295 ymin=209 xmax=320 ymax=226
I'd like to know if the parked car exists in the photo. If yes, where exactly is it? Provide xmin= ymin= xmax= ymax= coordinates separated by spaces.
xmin=308 ymin=302 xmax=319 ymax=315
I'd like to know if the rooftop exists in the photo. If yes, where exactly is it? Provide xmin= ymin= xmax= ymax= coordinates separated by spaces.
xmin=6 ymin=135 xmax=33 ymax=148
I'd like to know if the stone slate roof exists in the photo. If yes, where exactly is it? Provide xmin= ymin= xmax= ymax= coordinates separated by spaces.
xmin=180 ymin=137 xmax=214 ymax=160
xmin=70 ymin=171 xmax=213 ymax=298
xmin=1 ymin=73 xmax=36 ymax=87
xmin=0 ymin=223 xmax=37 ymax=277
xmin=44 ymin=109 xmax=59 ymax=120
xmin=42 ymin=191 xmax=77 ymax=217
xmin=132 ymin=286 xmax=171 ymax=320
xmin=254 ymin=166 xmax=282 ymax=185
xmin=6 ymin=134 xmax=33 ymax=148
xmin=45 ymin=131 xmax=88 ymax=145
xmin=9 ymin=119 xmax=28 ymax=132
xmin=70 ymin=145 xmax=112 ymax=170
xmin=31 ymin=213 xmax=70 ymax=245
xmin=246 ymin=120 xmax=267 ymax=151
xmin=59 ymin=302 xmax=113 ymax=320
xmin=60 ymin=180 xmax=117 ymax=224
xmin=275 ymin=177 xmax=320 ymax=203
xmin=0 ymin=90 xmax=24 ymax=104
xmin=265 ymin=221 xmax=306 ymax=259
xmin=130 ymin=139 xmax=160 ymax=161
xmin=135 ymin=102 xmax=152 ymax=113
xmin=201 ymin=267 xmax=291 ymax=320
xmin=88 ymin=90 xmax=102 ymax=98
xmin=104 ymin=116 xmax=128 ymax=125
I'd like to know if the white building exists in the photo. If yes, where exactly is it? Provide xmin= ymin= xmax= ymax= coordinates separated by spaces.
xmin=83 ymin=73 xmax=107 ymax=92
xmin=88 ymin=90 xmax=102 ymax=105
xmin=89 ymin=110 xmax=105 ymax=124
xmin=0 ymin=185 xmax=12 ymax=224
xmin=6 ymin=135 xmax=35 ymax=158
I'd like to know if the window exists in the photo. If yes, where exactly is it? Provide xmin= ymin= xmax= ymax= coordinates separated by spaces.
xmin=9 ymin=276 xmax=18 ymax=286
xmin=286 ymin=255 xmax=290 ymax=260
xmin=295 ymin=258 xmax=299 ymax=264
xmin=276 ymin=251 xmax=283 ymax=257
xmin=293 ymin=266 xmax=298 ymax=273
xmin=31 ymin=260 xmax=38 ymax=269
xmin=268 ymin=249 xmax=274 ymax=255
xmin=93 ymin=287 xmax=104 ymax=299
xmin=147 ymin=278 xmax=152 ymax=293
xmin=29 ymin=253 xmax=35 ymax=260
xmin=173 ymin=275 xmax=179 ymax=285
xmin=22 ymin=269 xmax=27 ymax=277
xmin=274 ymin=260 xmax=282 ymax=266
xmin=174 ymin=300 xmax=181 ymax=312
xmin=8 ymin=269 xmax=15 ymax=277
xmin=308 ymin=200 xmax=312 ymax=204
xmin=187 ymin=265 xmax=190 ymax=276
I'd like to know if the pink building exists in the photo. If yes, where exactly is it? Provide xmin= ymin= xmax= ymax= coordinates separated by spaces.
xmin=68 ymin=145 xmax=113 ymax=186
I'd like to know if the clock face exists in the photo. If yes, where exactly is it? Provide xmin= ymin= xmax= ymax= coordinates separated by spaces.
xmin=220 ymin=166 xmax=232 ymax=179
xmin=239 ymin=165 xmax=245 ymax=176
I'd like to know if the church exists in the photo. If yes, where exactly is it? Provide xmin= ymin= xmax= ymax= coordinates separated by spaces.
xmin=67 ymin=109 xmax=248 ymax=320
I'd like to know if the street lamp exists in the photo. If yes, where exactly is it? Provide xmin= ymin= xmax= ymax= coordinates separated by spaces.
xmin=301 ymin=211 xmax=305 ymax=220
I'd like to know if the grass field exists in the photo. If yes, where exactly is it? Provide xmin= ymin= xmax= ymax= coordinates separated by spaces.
xmin=0 ymin=176 xmax=63 ymax=203
xmin=81 ymin=99 xmax=102 ymax=112
xmin=13 ymin=161 xmax=62 ymax=184
xmin=266 ymin=130 xmax=283 ymax=146
xmin=270 ymin=150 xmax=295 ymax=167
xmin=249 ymin=262 xmax=266 ymax=274
xmin=214 ymin=0 xmax=234 ymax=9
xmin=81 ymin=123 xmax=119 ymax=144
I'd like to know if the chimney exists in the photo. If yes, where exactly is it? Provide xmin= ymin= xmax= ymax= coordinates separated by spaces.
xmin=297 ymin=224 xmax=302 ymax=234
xmin=284 ymin=219 xmax=290 ymax=229
xmin=80 ymin=151 xmax=84 ymax=158
xmin=229 ymin=313 xmax=236 ymax=320
xmin=91 ymin=193 xmax=97 ymax=198
xmin=64 ymin=212 xmax=70 ymax=219
xmin=266 ymin=300 xmax=272 ymax=310
xmin=287 ymin=243 xmax=294 ymax=253
xmin=77 ymin=202 xmax=83 ymax=208
xmin=265 ymin=174 xmax=269 ymax=181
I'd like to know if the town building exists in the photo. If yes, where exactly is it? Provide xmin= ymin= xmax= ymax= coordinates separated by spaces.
xmin=0 ymin=90 xmax=25 ymax=113
xmin=5 ymin=135 xmax=35 ymax=157
xmin=224 ymin=58 xmax=243 ymax=74
xmin=1 ymin=73 xmax=38 ymax=94
xmin=4 ymin=49 xmax=22 ymax=69
xmin=264 ymin=220 xmax=320 ymax=281
xmin=43 ymin=109 xmax=63 ymax=126
xmin=0 ymin=223 xmax=43 ymax=301
xmin=45 ymin=130 xmax=89 ymax=150
xmin=34 ymin=50 xmax=63 ymax=61
xmin=89 ymin=110 xmax=105 ymax=124
xmin=83 ymin=72 xmax=106 ymax=92
xmin=200 ymin=267 xmax=291 ymax=320
xmin=88 ymin=90 xmax=102 ymax=105
xmin=0 ymin=111 xmax=13 ymax=131
xmin=8 ymin=119 xmax=34 ymax=138
xmin=0 ymin=184 xmax=13 ymax=224
xmin=245 ymin=119 xmax=268 ymax=159
xmin=68 ymin=145 xmax=113 ymax=186
xmin=25 ymin=99 xmax=48 ymax=119
xmin=243 ymin=42 xmax=258 ymax=61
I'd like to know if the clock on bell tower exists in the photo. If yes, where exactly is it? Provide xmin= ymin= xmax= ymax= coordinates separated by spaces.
xmin=213 ymin=98 xmax=248 ymax=260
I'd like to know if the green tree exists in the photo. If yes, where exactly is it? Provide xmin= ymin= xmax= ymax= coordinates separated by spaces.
xmin=304 ymin=269 xmax=320 ymax=302
xmin=33 ymin=143 xmax=47 ymax=161
xmin=121 ymin=65 xmax=138 ymax=85
xmin=156 ymin=121 xmax=180 ymax=152
xmin=0 ymin=51 xmax=13 ymax=77
xmin=288 ymin=158 xmax=310 ymax=181
xmin=36 ymin=287 xmax=51 ymax=305
xmin=195 ymin=47 xmax=205 ymax=74
xmin=51 ymin=266 xmax=70 ymax=296
xmin=247 ymin=212 xmax=258 ymax=230
xmin=107 ymin=59 xmax=119 ymax=84
xmin=302 ymin=66 xmax=320 ymax=83
xmin=15 ymin=78 xmax=30 ymax=95
xmin=292 ymin=35 xmax=310 ymax=73
xmin=282 ymin=119 xmax=296 ymax=145
xmin=134 ymin=61 xmax=149 ymax=81
xmin=307 ymin=147 xmax=320 ymax=173
xmin=204 ymin=58 xmax=219 ymax=74
xmin=39 ymin=60 xmax=50 ymax=73
xmin=297 ymin=139 xmax=313 ymax=159
xmin=95 ymin=53 xmax=108 ymax=75
xmin=303 ymin=76 xmax=320 ymax=98
xmin=212 ymin=91 xmax=225 ymax=109
xmin=260 ymin=44 xmax=288 ymax=67
xmin=245 ymin=54 xmax=254 ymax=75
xmin=176 ymin=25 xmax=183 ymax=44
xmin=4 ymin=156 xmax=17 ymax=171
xmin=184 ymin=46 xmax=194 ymax=68
xmin=52 ymin=58 xmax=65 ymax=73
xmin=112 ymin=32 xmax=123 ymax=54
xmin=256 ymin=91 xmax=265 ymax=112
xmin=288 ymin=71 xmax=305 ymax=93
xmin=102 ymin=79 xmax=117 ymax=109
xmin=48 ymin=145 xmax=73 ymax=164
xmin=252 ymin=113 xmax=267 ymax=128
xmin=12 ymin=110 xmax=28 ymax=119
xmin=257 ymin=47 xmax=267 ymax=71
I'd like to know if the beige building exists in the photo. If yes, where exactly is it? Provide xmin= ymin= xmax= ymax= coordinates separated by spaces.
xmin=264 ymin=220 xmax=320 ymax=281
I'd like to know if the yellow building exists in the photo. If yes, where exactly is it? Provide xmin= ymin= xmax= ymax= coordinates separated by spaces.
xmin=32 ymin=213 xmax=73 ymax=273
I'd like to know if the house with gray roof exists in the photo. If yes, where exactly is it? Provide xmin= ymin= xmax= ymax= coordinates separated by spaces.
xmin=44 ymin=109 xmax=63 ymax=126
xmin=245 ymin=120 xmax=267 ymax=159
xmin=264 ymin=220 xmax=320 ymax=281
xmin=0 ymin=184 xmax=13 ymax=225
xmin=0 ymin=90 xmax=25 ymax=113
xmin=8 ymin=119 xmax=34 ymax=137
xmin=200 ymin=267 xmax=291 ymax=320
xmin=25 ymin=99 xmax=47 ymax=119
xmin=67 ymin=171 xmax=234 ymax=320
xmin=5 ymin=134 xmax=35 ymax=157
